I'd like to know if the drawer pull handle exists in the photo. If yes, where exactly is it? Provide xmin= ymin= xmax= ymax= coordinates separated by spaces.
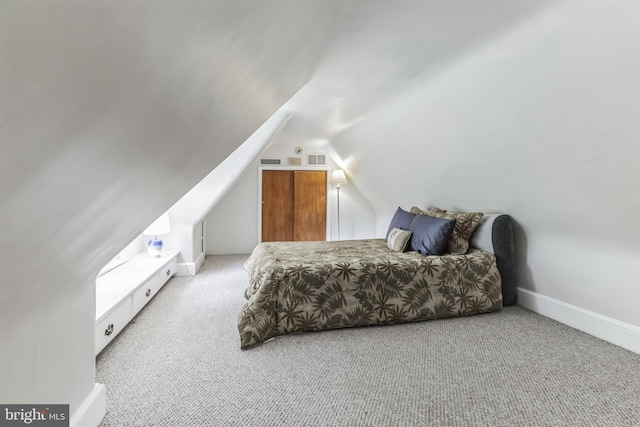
xmin=105 ymin=323 xmax=114 ymax=336
xmin=145 ymin=288 xmax=151 ymax=297
xmin=166 ymin=269 xmax=171 ymax=276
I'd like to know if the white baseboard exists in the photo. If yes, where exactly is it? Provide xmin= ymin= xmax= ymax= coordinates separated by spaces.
xmin=70 ymin=383 xmax=105 ymax=427
xmin=517 ymin=287 xmax=640 ymax=355
xmin=175 ymin=252 xmax=205 ymax=276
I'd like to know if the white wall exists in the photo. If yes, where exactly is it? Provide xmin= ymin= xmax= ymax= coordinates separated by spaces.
xmin=206 ymin=139 xmax=376 ymax=255
xmin=206 ymin=166 xmax=261 ymax=255
xmin=328 ymin=0 xmax=640 ymax=328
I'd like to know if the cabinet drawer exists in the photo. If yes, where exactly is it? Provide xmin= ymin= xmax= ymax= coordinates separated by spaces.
xmin=164 ymin=262 xmax=176 ymax=280
xmin=95 ymin=298 xmax=132 ymax=355
xmin=131 ymin=260 xmax=176 ymax=315
xmin=132 ymin=271 xmax=163 ymax=315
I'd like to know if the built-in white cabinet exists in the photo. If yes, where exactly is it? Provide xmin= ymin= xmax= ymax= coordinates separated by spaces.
xmin=95 ymin=251 xmax=178 ymax=355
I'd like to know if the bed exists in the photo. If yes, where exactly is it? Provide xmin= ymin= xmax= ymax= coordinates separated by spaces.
xmin=238 ymin=211 xmax=516 ymax=349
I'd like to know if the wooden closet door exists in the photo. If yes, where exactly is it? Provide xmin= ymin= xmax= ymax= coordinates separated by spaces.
xmin=293 ymin=170 xmax=327 ymax=241
xmin=262 ymin=170 xmax=294 ymax=242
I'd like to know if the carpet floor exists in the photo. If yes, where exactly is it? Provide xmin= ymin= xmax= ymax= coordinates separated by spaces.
xmin=96 ymin=254 xmax=640 ymax=426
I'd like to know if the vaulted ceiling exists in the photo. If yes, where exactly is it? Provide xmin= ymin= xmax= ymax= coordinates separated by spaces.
xmin=277 ymin=0 xmax=555 ymax=141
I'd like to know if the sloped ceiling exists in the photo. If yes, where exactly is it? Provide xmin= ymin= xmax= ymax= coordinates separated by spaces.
xmin=278 ymin=0 xmax=554 ymax=140
xmin=0 ymin=0 xmax=352 ymax=410
xmin=1 ymin=0 xmax=353 ymax=277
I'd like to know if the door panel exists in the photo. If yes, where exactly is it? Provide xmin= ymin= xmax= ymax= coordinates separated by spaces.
xmin=293 ymin=170 xmax=327 ymax=241
xmin=261 ymin=170 xmax=294 ymax=242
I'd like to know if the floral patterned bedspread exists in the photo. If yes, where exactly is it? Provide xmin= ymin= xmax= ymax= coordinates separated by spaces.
xmin=238 ymin=239 xmax=502 ymax=349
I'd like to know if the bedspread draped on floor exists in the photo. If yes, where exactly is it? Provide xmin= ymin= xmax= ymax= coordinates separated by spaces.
xmin=238 ymin=239 xmax=502 ymax=349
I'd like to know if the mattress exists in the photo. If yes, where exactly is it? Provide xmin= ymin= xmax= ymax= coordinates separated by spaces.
xmin=238 ymin=238 xmax=502 ymax=349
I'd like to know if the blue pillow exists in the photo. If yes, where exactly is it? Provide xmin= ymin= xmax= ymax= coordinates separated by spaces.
xmin=409 ymin=214 xmax=456 ymax=256
xmin=386 ymin=207 xmax=416 ymax=240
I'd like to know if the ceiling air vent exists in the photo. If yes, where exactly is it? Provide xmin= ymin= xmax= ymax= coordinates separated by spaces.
xmin=307 ymin=154 xmax=327 ymax=166
xmin=260 ymin=158 xmax=281 ymax=165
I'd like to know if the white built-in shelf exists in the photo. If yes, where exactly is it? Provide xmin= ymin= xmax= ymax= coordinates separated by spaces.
xmin=95 ymin=251 xmax=178 ymax=355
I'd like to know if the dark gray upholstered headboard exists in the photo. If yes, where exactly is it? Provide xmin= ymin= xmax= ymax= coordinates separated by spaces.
xmin=469 ymin=214 xmax=517 ymax=306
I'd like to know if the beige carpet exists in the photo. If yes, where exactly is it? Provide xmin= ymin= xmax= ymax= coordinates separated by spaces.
xmin=96 ymin=254 xmax=640 ymax=426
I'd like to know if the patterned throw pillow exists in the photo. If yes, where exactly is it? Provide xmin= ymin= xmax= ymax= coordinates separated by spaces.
xmin=410 ymin=206 xmax=484 ymax=254
xmin=386 ymin=227 xmax=413 ymax=252
xmin=410 ymin=206 xmax=427 ymax=215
